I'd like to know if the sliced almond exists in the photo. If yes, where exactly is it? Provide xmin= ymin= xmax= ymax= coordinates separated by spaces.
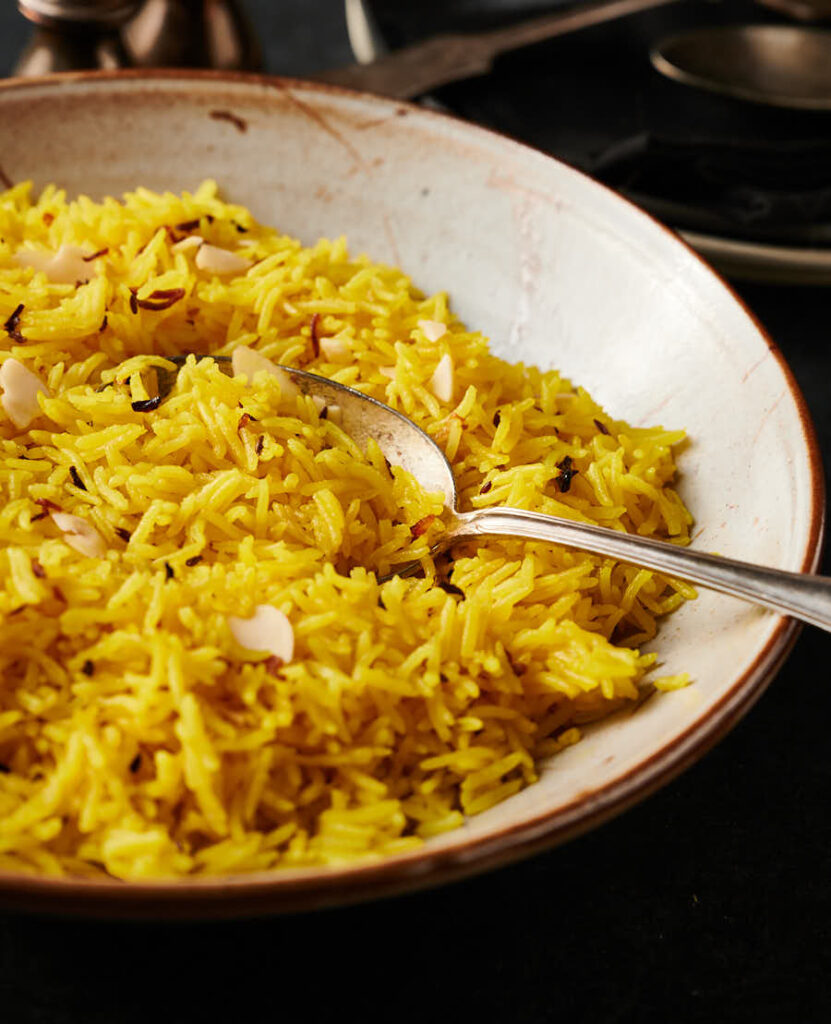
xmin=429 ymin=353 xmax=454 ymax=403
xmin=418 ymin=319 xmax=448 ymax=343
xmin=172 ymin=234 xmax=204 ymax=253
xmin=195 ymin=243 xmax=250 ymax=275
xmin=378 ymin=366 xmax=397 ymax=379
xmin=319 ymin=336 xmax=348 ymax=360
xmin=228 ymin=605 xmax=294 ymax=663
xmin=50 ymin=511 xmax=106 ymax=559
xmin=231 ymin=346 xmax=300 ymax=399
xmin=16 ymin=245 xmax=94 ymax=285
xmin=311 ymin=395 xmax=327 ymax=414
xmin=0 ymin=358 xmax=49 ymax=429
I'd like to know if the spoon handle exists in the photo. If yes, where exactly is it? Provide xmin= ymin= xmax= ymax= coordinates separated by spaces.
xmin=319 ymin=0 xmax=680 ymax=100
xmin=453 ymin=508 xmax=831 ymax=631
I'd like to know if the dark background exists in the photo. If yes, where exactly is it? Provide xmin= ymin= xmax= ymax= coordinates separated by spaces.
xmin=1 ymin=3 xmax=830 ymax=1022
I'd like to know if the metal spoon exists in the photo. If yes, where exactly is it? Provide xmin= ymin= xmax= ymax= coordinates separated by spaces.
xmin=152 ymin=356 xmax=831 ymax=632
xmin=651 ymin=25 xmax=831 ymax=109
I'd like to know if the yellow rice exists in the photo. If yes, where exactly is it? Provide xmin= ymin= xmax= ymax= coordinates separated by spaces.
xmin=0 ymin=181 xmax=694 ymax=879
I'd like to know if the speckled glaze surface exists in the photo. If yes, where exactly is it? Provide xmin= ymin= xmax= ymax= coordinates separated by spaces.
xmin=0 ymin=71 xmax=822 ymax=917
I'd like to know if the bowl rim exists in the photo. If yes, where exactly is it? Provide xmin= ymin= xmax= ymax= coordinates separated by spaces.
xmin=0 ymin=68 xmax=823 ymax=917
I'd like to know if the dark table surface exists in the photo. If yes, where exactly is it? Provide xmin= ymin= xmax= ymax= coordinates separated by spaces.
xmin=1 ymin=3 xmax=830 ymax=1022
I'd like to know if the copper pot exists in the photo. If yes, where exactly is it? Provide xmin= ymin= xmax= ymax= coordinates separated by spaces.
xmin=15 ymin=0 xmax=261 ymax=75
xmin=124 ymin=0 xmax=261 ymax=71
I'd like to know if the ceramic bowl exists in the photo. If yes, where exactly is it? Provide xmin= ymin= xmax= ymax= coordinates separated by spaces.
xmin=0 ymin=71 xmax=822 ymax=917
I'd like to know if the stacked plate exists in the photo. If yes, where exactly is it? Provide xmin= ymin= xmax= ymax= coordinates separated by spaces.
xmin=350 ymin=0 xmax=831 ymax=282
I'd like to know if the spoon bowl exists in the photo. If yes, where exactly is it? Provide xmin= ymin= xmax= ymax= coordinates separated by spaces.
xmin=155 ymin=354 xmax=458 ymax=504
xmin=651 ymin=25 xmax=831 ymax=109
